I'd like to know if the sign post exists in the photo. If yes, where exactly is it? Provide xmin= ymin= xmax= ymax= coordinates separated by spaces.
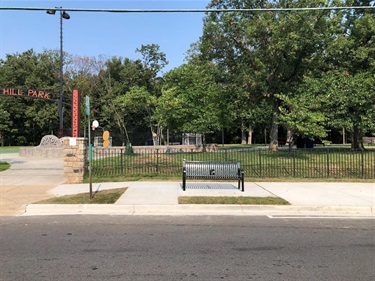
xmin=86 ymin=96 xmax=93 ymax=199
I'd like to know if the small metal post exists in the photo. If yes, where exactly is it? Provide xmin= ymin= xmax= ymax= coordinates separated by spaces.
xmin=259 ymin=149 xmax=262 ymax=177
xmin=327 ymin=149 xmax=330 ymax=178
xmin=182 ymin=167 xmax=186 ymax=191
xmin=156 ymin=149 xmax=159 ymax=173
xmin=361 ymin=149 xmax=365 ymax=179
xmin=241 ymin=170 xmax=245 ymax=192
xmin=88 ymin=115 xmax=93 ymax=199
xmin=120 ymin=148 xmax=123 ymax=175
xmin=293 ymin=149 xmax=296 ymax=177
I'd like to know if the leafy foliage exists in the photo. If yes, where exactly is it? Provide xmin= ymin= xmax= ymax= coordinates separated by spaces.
xmin=1 ymin=2 xmax=374 ymax=147
xmin=161 ymin=62 xmax=225 ymax=135
xmin=0 ymin=50 xmax=60 ymax=145
xmin=198 ymin=0 xmax=338 ymax=149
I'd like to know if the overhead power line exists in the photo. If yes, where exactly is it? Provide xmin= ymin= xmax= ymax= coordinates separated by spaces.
xmin=0 ymin=6 xmax=374 ymax=13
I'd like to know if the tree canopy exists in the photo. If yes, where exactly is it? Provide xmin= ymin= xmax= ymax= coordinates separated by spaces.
xmin=1 ymin=1 xmax=374 ymax=148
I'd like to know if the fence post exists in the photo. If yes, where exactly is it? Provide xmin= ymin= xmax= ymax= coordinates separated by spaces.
xmin=361 ymin=149 xmax=365 ymax=179
xmin=327 ymin=149 xmax=330 ymax=178
xmin=156 ymin=148 xmax=159 ymax=173
xmin=259 ymin=149 xmax=262 ymax=177
xmin=120 ymin=148 xmax=123 ymax=175
xmin=293 ymin=149 xmax=296 ymax=177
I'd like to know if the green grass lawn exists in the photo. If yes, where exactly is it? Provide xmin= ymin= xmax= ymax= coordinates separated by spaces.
xmin=35 ymin=187 xmax=128 ymax=204
xmin=178 ymin=196 xmax=290 ymax=205
xmin=0 ymin=162 xmax=10 ymax=172
xmin=0 ymin=146 xmax=18 ymax=172
xmin=0 ymin=146 xmax=19 ymax=154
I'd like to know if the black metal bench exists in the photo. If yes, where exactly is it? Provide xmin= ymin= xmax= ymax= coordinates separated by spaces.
xmin=182 ymin=161 xmax=244 ymax=192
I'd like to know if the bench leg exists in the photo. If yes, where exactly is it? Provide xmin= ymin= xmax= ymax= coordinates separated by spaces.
xmin=241 ymin=170 xmax=245 ymax=192
xmin=182 ymin=168 xmax=186 ymax=191
xmin=238 ymin=169 xmax=244 ymax=192
xmin=237 ymin=168 xmax=244 ymax=191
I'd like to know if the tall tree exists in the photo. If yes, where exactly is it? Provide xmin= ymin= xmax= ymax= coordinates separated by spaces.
xmin=311 ymin=0 xmax=375 ymax=148
xmin=0 ymin=49 xmax=60 ymax=145
xmin=304 ymin=71 xmax=375 ymax=149
xmin=198 ymin=0 xmax=338 ymax=150
xmin=160 ymin=62 xmax=226 ymax=139
xmin=94 ymin=44 xmax=168 ymax=145
xmin=64 ymin=55 xmax=104 ymax=137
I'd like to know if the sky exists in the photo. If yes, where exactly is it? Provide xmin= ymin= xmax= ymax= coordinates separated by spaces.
xmin=0 ymin=0 xmax=211 ymax=72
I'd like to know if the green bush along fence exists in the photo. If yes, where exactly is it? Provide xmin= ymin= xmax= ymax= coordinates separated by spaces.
xmin=90 ymin=148 xmax=375 ymax=179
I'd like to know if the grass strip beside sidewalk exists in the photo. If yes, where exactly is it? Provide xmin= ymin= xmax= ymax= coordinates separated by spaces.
xmin=35 ymin=187 xmax=128 ymax=204
xmin=0 ymin=162 xmax=10 ymax=172
xmin=178 ymin=196 xmax=290 ymax=205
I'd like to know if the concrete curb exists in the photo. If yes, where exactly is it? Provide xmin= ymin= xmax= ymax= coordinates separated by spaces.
xmin=23 ymin=204 xmax=375 ymax=216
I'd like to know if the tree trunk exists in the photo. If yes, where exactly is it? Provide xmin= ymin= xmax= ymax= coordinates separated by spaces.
xmin=241 ymin=119 xmax=247 ymax=144
xmin=150 ymin=124 xmax=157 ymax=146
xmin=248 ymin=124 xmax=253 ymax=145
xmin=157 ymin=125 xmax=164 ymax=145
xmin=352 ymin=125 xmax=361 ymax=150
xmin=264 ymin=128 xmax=267 ymax=144
xmin=286 ymin=129 xmax=294 ymax=150
xmin=269 ymin=99 xmax=280 ymax=151
xmin=202 ymin=134 xmax=207 ymax=152
xmin=114 ymin=119 xmax=127 ymax=146
xmin=241 ymin=131 xmax=247 ymax=144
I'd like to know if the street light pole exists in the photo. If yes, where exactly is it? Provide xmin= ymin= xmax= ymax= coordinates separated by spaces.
xmin=58 ymin=10 xmax=64 ymax=138
xmin=47 ymin=8 xmax=70 ymax=138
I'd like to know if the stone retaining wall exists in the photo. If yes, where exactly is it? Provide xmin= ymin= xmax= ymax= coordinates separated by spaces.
xmin=19 ymin=146 xmax=63 ymax=158
xmin=19 ymin=135 xmax=66 ymax=158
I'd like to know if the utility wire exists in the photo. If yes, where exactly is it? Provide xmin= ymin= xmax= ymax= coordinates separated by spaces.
xmin=0 ymin=6 xmax=374 ymax=13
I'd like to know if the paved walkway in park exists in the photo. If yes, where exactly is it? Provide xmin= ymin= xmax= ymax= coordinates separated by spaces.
xmin=1 ymin=153 xmax=374 ymax=216
xmin=0 ymin=153 xmax=64 ymax=216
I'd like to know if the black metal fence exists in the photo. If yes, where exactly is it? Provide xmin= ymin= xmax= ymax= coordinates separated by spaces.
xmin=90 ymin=147 xmax=375 ymax=179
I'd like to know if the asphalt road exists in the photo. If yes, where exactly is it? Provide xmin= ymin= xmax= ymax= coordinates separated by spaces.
xmin=0 ymin=216 xmax=374 ymax=280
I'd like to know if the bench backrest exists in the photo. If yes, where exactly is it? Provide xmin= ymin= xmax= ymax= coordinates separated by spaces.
xmin=183 ymin=161 xmax=240 ymax=178
xmin=362 ymin=137 xmax=375 ymax=144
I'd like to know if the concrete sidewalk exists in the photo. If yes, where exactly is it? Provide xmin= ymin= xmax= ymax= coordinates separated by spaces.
xmin=24 ymin=180 xmax=375 ymax=216
xmin=1 ymin=152 xmax=374 ymax=217
xmin=0 ymin=153 xmax=64 ymax=216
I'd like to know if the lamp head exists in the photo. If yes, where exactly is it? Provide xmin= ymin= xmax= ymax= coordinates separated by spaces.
xmin=92 ymin=120 xmax=99 ymax=130
xmin=46 ymin=10 xmax=56 ymax=15
xmin=62 ymin=11 xmax=70 ymax=20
